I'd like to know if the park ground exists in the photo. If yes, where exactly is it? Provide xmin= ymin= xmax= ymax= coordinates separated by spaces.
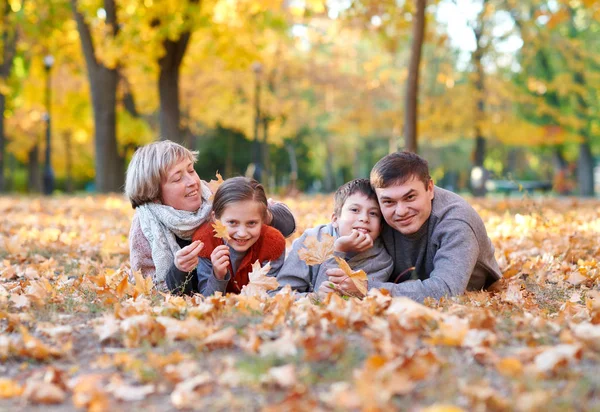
xmin=0 ymin=194 xmax=599 ymax=411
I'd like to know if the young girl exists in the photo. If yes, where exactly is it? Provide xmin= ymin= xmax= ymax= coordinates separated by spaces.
xmin=186 ymin=177 xmax=285 ymax=295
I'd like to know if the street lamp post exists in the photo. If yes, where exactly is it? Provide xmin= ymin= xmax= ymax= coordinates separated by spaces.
xmin=42 ymin=55 xmax=55 ymax=195
xmin=251 ymin=62 xmax=262 ymax=182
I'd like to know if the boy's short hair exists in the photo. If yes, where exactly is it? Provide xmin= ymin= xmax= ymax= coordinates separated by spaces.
xmin=125 ymin=140 xmax=198 ymax=208
xmin=333 ymin=178 xmax=377 ymax=217
xmin=370 ymin=151 xmax=431 ymax=189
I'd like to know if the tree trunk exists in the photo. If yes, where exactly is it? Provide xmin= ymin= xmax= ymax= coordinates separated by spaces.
xmin=71 ymin=0 xmax=123 ymax=193
xmin=261 ymin=118 xmax=270 ymax=190
xmin=577 ymin=140 xmax=594 ymax=197
xmin=0 ymin=4 xmax=17 ymax=193
xmin=28 ymin=145 xmax=41 ymax=193
xmin=0 ymin=93 xmax=5 ymax=192
xmin=285 ymin=143 xmax=298 ymax=194
xmin=403 ymin=0 xmax=427 ymax=153
xmin=158 ymin=35 xmax=192 ymax=145
xmin=470 ymin=0 xmax=489 ymax=197
xmin=64 ymin=132 xmax=73 ymax=193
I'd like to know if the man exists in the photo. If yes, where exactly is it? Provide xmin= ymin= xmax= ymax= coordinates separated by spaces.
xmin=327 ymin=151 xmax=501 ymax=302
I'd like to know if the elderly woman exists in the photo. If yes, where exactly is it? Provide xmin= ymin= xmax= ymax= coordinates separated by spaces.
xmin=125 ymin=140 xmax=295 ymax=293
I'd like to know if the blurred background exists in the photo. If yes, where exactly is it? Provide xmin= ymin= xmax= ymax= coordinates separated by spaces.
xmin=0 ymin=0 xmax=598 ymax=197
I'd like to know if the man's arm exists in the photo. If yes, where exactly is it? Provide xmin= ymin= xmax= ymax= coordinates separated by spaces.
xmin=369 ymin=221 xmax=479 ymax=302
xmin=267 ymin=202 xmax=296 ymax=238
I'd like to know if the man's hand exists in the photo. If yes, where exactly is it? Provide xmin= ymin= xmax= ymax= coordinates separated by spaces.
xmin=326 ymin=268 xmax=363 ymax=296
xmin=334 ymin=229 xmax=373 ymax=253
xmin=211 ymin=245 xmax=230 ymax=279
xmin=174 ymin=240 xmax=204 ymax=272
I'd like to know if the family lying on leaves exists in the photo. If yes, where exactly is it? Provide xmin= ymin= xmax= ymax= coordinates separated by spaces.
xmin=126 ymin=140 xmax=501 ymax=303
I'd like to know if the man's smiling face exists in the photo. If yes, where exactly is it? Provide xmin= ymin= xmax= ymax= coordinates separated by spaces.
xmin=376 ymin=176 xmax=434 ymax=235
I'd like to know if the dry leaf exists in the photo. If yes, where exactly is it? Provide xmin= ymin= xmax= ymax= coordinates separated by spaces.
xmin=201 ymin=326 xmax=236 ymax=349
xmin=534 ymin=344 xmax=582 ymax=373
xmin=22 ymin=380 xmax=66 ymax=404
xmin=212 ymin=219 xmax=231 ymax=241
xmin=240 ymin=260 xmax=279 ymax=296
xmin=0 ymin=378 xmax=23 ymax=399
xmin=171 ymin=373 xmax=213 ymax=410
xmin=334 ymin=256 xmax=367 ymax=296
xmin=297 ymin=234 xmax=335 ymax=265
xmin=206 ymin=172 xmax=224 ymax=199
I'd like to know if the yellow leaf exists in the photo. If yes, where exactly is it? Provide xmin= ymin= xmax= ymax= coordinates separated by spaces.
xmin=133 ymin=270 xmax=153 ymax=296
xmin=212 ymin=219 xmax=231 ymax=241
xmin=334 ymin=256 xmax=367 ymax=296
xmin=206 ymin=172 xmax=224 ymax=199
xmin=0 ymin=378 xmax=23 ymax=399
xmin=297 ymin=234 xmax=335 ymax=266
xmin=241 ymin=260 xmax=279 ymax=296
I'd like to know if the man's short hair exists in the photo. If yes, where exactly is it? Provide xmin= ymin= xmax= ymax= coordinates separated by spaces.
xmin=370 ymin=151 xmax=431 ymax=189
xmin=124 ymin=140 xmax=198 ymax=208
xmin=333 ymin=178 xmax=377 ymax=217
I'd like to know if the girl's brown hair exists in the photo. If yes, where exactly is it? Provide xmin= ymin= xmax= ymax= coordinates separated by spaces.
xmin=212 ymin=177 xmax=268 ymax=220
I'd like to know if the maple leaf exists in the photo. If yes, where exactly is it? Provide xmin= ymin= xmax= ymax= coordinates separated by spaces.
xmin=132 ymin=270 xmax=154 ymax=296
xmin=206 ymin=172 xmax=224 ymax=199
xmin=212 ymin=219 xmax=231 ymax=241
xmin=0 ymin=378 xmax=23 ymax=399
xmin=334 ymin=256 xmax=367 ymax=296
xmin=297 ymin=234 xmax=335 ymax=266
xmin=240 ymin=260 xmax=279 ymax=296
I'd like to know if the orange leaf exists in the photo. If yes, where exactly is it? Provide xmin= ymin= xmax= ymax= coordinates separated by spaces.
xmin=212 ymin=219 xmax=231 ymax=241
xmin=206 ymin=172 xmax=224 ymax=199
xmin=241 ymin=260 xmax=279 ymax=296
xmin=334 ymin=256 xmax=367 ymax=296
xmin=297 ymin=234 xmax=335 ymax=266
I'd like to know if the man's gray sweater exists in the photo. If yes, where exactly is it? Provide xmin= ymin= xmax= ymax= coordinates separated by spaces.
xmin=369 ymin=186 xmax=501 ymax=302
xmin=276 ymin=223 xmax=393 ymax=294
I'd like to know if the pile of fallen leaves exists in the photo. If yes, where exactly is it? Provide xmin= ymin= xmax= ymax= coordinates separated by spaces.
xmin=1 ymin=194 xmax=599 ymax=411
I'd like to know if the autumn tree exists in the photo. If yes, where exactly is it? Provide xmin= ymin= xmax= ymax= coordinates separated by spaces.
xmin=71 ymin=0 xmax=123 ymax=192
xmin=0 ymin=0 xmax=18 ymax=192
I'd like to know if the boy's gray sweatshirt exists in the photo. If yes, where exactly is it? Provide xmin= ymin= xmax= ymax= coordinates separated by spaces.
xmin=369 ymin=186 xmax=501 ymax=302
xmin=276 ymin=223 xmax=393 ymax=293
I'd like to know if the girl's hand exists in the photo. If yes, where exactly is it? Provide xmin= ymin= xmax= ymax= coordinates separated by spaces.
xmin=174 ymin=240 xmax=204 ymax=272
xmin=211 ymin=245 xmax=230 ymax=279
xmin=334 ymin=230 xmax=373 ymax=253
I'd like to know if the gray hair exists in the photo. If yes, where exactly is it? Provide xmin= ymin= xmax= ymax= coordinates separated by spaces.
xmin=124 ymin=140 xmax=198 ymax=208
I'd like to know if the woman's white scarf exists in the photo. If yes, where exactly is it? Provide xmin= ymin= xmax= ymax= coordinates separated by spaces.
xmin=136 ymin=182 xmax=213 ymax=286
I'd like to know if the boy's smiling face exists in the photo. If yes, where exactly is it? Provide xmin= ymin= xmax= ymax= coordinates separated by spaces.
xmin=331 ymin=193 xmax=382 ymax=241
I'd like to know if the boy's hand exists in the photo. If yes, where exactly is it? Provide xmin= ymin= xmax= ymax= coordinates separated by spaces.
xmin=175 ymin=240 xmax=204 ymax=272
xmin=317 ymin=281 xmax=336 ymax=297
xmin=211 ymin=245 xmax=230 ymax=279
xmin=334 ymin=230 xmax=373 ymax=253
xmin=326 ymin=268 xmax=362 ymax=296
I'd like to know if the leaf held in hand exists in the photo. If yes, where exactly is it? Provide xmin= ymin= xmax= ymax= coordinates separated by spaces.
xmin=212 ymin=220 xmax=231 ymax=241
xmin=334 ymin=256 xmax=367 ymax=296
xmin=298 ymin=234 xmax=335 ymax=266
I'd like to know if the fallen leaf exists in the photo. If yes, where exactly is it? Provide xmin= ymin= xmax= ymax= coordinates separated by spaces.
xmin=22 ymin=380 xmax=66 ymax=404
xmin=534 ymin=344 xmax=582 ymax=373
xmin=171 ymin=373 xmax=213 ymax=410
xmin=240 ymin=260 xmax=279 ymax=296
xmin=0 ymin=378 xmax=23 ymax=399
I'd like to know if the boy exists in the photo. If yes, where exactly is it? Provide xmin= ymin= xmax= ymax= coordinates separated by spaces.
xmin=276 ymin=178 xmax=393 ymax=295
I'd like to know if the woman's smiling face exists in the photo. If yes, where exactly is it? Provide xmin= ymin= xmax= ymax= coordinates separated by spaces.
xmin=160 ymin=158 xmax=202 ymax=211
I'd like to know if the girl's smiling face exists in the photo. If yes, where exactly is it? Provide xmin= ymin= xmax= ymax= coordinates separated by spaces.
xmin=217 ymin=200 xmax=264 ymax=252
